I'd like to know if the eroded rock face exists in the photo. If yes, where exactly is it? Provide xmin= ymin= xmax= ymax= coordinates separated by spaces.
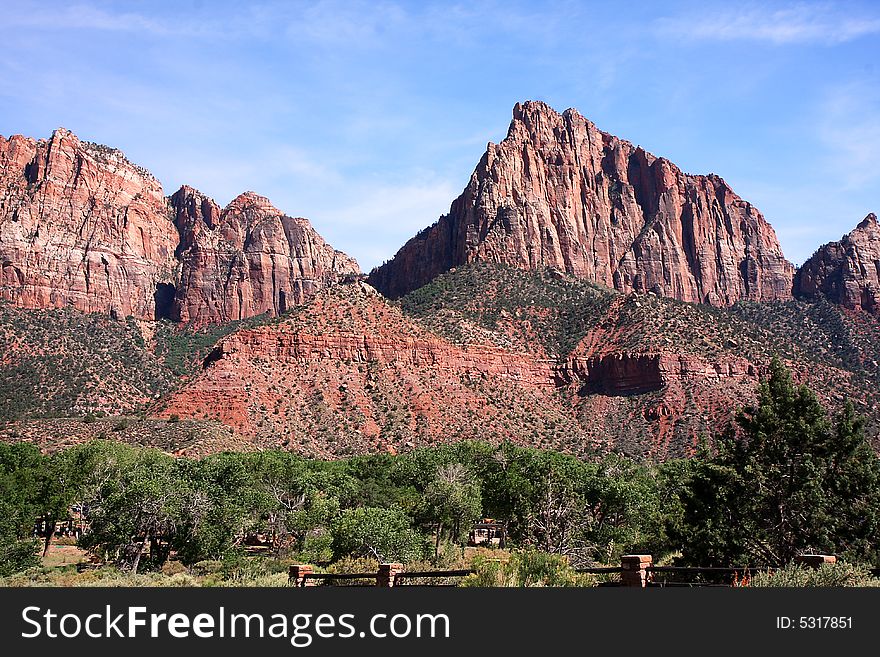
xmin=369 ymin=100 xmax=795 ymax=303
xmin=159 ymin=283 xmax=763 ymax=457
xmin=170 ymin=187 xmax=360 ymax=326
xmin=0 ymin=129 xmax=360 ymax=324
xmin=795 ymin=214 xmax=880 ymax=314
xmin=0 ymin=129 xmax=179 ymax=319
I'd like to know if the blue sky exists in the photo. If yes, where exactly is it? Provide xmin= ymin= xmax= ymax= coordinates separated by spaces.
xmin=1 ymin=1 xmax=877 ymax=270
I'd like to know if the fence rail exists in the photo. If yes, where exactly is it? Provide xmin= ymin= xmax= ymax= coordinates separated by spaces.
xmin=576 ymin=566 xmax=624 ymax=575
xmin=288 ymin=553 xmax=848 ymax=588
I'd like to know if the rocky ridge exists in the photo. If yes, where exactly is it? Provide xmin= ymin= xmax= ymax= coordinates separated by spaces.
xmin=0 ymin=129 xmax=360 ymax=325
xmin=0 ymin=128 xmax=179 ymax=319
xmin=157 ymin=279 xmax=772 ymax=458
xmin=170 ymin=186 xmax=360 ymax=326
xmin=369 ymin=100 xmax=795 ymax=304
xmin=796 ymin=213 xmax=880 ymax=314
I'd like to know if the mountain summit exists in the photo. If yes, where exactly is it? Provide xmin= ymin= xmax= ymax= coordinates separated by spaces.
xmin=369 ymin=101 xmax=795 ymax=304
xmin=0 ymin=129 xmax=359 ymax=326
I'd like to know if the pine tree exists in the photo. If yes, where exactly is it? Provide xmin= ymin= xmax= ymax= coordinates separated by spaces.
xmin=676 ymin=359 xmax=880 ymax=565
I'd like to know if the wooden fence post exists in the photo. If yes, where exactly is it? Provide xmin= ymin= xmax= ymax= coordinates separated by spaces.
xmin=794 ymin=554 xmax=836 ymax=568
xmin=289 ymin=564 xmax=315 ymax=587
xmin=377 ymin=562 xmax=404 ymax=587
xmin=620 ymin=555 xmax=653 ymax=587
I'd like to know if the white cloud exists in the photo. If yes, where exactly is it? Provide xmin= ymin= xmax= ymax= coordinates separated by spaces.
xmin=5 ymin=3 xmax=178 ymax=35
xmin=816 ymin=82 xmax=880 ymax=189
xmin=657 ymin=3 xmax=880 ymax=45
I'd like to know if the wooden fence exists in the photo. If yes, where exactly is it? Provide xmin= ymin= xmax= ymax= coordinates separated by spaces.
xmin=289 ymin=554 xmax=847 ymax=588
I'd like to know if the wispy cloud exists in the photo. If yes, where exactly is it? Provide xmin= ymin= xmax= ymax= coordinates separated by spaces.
xmin=817 ymin=81 xmax=880 ymax=189
xmin=1 ymin=1 xmax=264 ymax=38
xmin=657 ymin=3 xmax=880 ymax=45
xmin=5 ymin=3 xmax=177 ymax=34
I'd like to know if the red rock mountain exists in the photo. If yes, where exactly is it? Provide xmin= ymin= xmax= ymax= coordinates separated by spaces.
xmin=170 ymin=186 xmax=360 ymax=326
xmin=157 ymin=279 xmax=777 ymax=458
xmin=369 ymin=101 xmax=795 ymax=304
xmin=795 ymin=214 xmax=880 ymax=314
xmin=0 ymin=129 xmax=360 ymax=324
xmin=0 ymin=128 xmax=179 ymax=319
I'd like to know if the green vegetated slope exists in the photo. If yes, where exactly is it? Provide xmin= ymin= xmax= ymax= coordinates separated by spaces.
xmin=398 ymin=263 xmax=880 ymax=446
xmin=0 ymin=302 xmax=269 ymax=422
xmin=0 ymin=304 xmax=176 ymax=420
xmin=398 ymin=263 xmax=614 ymax=356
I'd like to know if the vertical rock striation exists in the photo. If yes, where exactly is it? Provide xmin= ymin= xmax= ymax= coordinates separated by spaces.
xmin=0 ymin=128 xmax=179 ymax=319
xmin=795 ymin=213 xmax=880 ymax=314
xmin=169 ymin=186 xmax=361 ymax=326
xmin=0 ymin=129 xmax=360 ymax=324
xmin=369 ymin=100 xmax=795 ymax=303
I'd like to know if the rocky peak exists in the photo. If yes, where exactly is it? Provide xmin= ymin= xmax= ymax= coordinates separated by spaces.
xmin=858 ymin=212 xmax=878 ymax=230
xmin=369 ymin=100 xmax=795 ymax=304
xmin=225 ymin=190 xmax=279 ymax=215
xmin=0 ymin=127 xmax=178 ymax=320
xmin=170 ymin=185 xmax=221 ymax=240
xmin=795 ymin=213 xmax=880 ymax=313
xmin=171 ymin=186 xmax=360 ymax=326
xmin=1 ymin=129 xmax=360 ymax=324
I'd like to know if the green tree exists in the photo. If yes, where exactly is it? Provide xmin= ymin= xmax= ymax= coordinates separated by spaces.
xmin=0 ymin=443 xmax=42 ymax=575
xmin=424 ymin=462 xmax=482 ymax=556
xmin=675 ymin=359 xmax=880 ymax=565
xmin=80 ymin=448 xmax=187 ymax=572
xmin=331 ymin=507 xmax=427 ymax=562
xmin=243 ymin=451 xmax=355 ymax=555
xmin=171 ymin=453 xmax=257 ymax=563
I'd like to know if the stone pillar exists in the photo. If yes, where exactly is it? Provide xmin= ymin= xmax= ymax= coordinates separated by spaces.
xmin=620 ymin=554 xmax=653 ymax=587
xmin=289 ymin=564 xmax=315 ymax=587
xmin=794 ymin=555 xmax=836 ymax=568
xmin=377 ymin=562 xmax=404 ymax=587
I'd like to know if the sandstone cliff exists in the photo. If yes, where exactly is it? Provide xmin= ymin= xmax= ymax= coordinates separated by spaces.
xmin=0 ymin=129 xmax=360 ymax=323
xmin=369 ymin=101 xmax=795 ymax=303
xmin=795 ymin=213 xmax=880 ymax=314
xmin=170 ymin=186 xmax=360 ymax=326
xmin=0 ymin=128 xmax=179 ymax=319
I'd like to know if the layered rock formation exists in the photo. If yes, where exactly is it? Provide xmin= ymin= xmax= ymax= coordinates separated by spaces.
xmin=170 ymin=186 xmax=360 ymax=326
xmin=0 ymin=128 xmax=179 ymax=319
xmin=159 ymin=281 xmax=767 ymax=457
xmin=0 ymin=129 xmax=360 ymax=324
xmin=159 ymin=283 xmax=567 ymax=451
xmin=369 ymin=100 xmax=795 ymax=303
xmin=795 ymin=213 xmax=880 ymax=314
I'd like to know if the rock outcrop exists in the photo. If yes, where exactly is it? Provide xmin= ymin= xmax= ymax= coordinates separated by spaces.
xmin=369 ymin=100 xmax=795 ymax=303
xmin=0 ymin=129 xmax=360 ymax=323
xmin=170 ymin=186 xmax=360 ymax=326
xmin=159 ymin=282 xmax=765 ymax=457
xmin=0 ymin=128 xmax=179 ymax=319
xmin=795 ymin=213 xmax=880 ymax=314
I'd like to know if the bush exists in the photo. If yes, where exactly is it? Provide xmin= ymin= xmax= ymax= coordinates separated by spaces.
xmin=461 ymin=551 xmax=596 ymax=587
xmin=750 ymin=562 xmax=880 ymax=587
xmin=298 ymin=532 xmax=333 ymax=564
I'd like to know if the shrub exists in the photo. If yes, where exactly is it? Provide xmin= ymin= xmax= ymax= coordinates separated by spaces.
xmin=460 ymin=551 xmax=597 ymax=587
xmin=750 ymin=563 xmax=880 ymax=587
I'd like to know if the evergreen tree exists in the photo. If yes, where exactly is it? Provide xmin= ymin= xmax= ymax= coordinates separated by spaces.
xmin=675 ymin=359 xmax=880 ymax=565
